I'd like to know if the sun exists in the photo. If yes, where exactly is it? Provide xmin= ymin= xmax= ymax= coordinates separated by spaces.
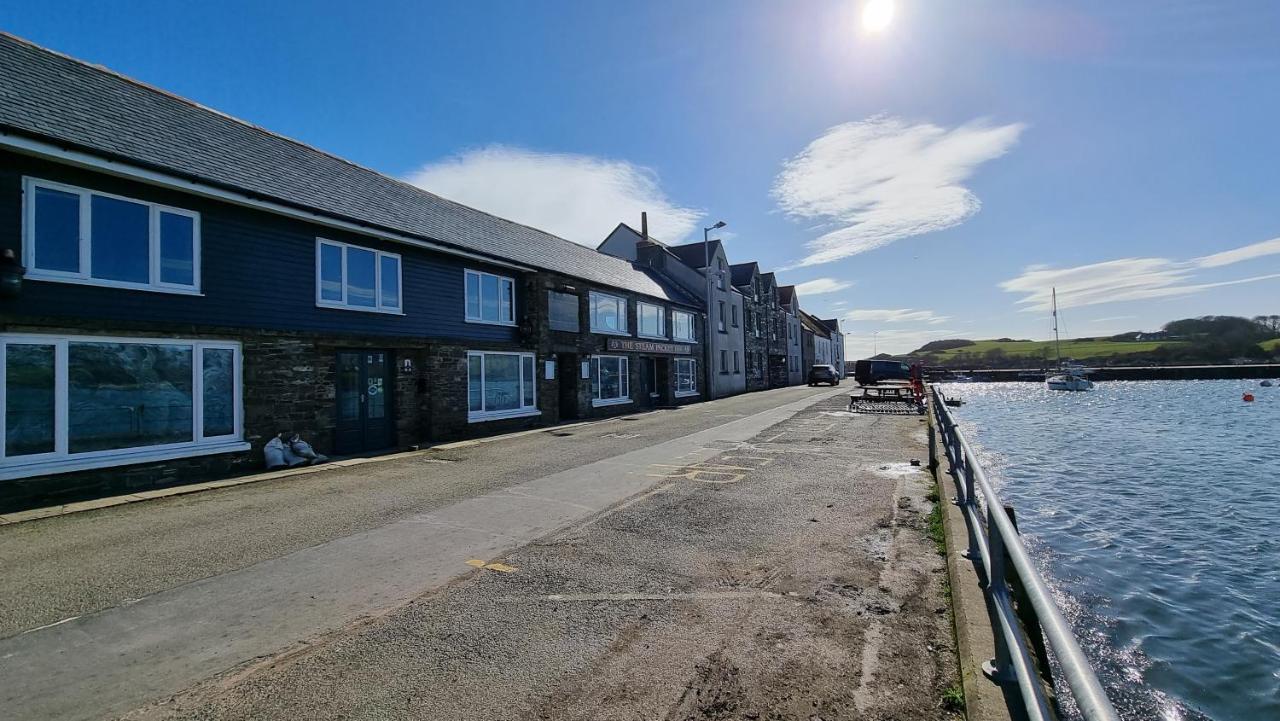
xmin=862 ymin=0 xmax=896 ymax=33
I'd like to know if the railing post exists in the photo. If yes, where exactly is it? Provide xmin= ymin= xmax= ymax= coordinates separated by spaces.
xmin=983 ymin=504 xmax=1016 ymax=684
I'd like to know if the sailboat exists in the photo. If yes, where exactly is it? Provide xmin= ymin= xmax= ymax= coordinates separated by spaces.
xmin=1045 ymin=288 xmax=1094 ymax=392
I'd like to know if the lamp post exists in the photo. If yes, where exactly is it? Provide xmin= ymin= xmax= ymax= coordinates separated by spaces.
xmin=703 ymin=220 xmax=726 ymax=398
xmin=873 ymin=330 xmax=879 ymax=356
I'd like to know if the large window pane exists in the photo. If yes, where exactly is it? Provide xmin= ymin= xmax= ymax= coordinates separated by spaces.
xmin=466 ymin=273 xmax=481 ymax=319
xmin=599 ymin=357 xmax=621 ymax=399
xmin=499 ymin=278 xmax=513 ymax=322
xmin=481 ymin=274 xmax=499 ymax=322
xmin=90 ymin=195 xmax=149 ymax=283
xmin=202 ymin=348 xmax=234 ymax=437
xmin=5 ymin=344 xmax=55 ymax=456
xmin=319 ymin=243 xmax=343 ymax=301
xmin=549 ymin=291 xmax=579 ymax=332
xmin=483 ymin=354 xmax=520 ymax=411
xmin=380 ymin=255 xmax=400 ymax=309
xmin=468 ymin=355 xmax=483 ymax=412
xmin=346 ymin=247 xmax=377 ymax=307
xmin=159 ymin=212 xmax=195 ymax=286
xmin=33 ymin=186 xmax=80 ymax=273
xmin=68 ymin=343 xmax=194 ymax=453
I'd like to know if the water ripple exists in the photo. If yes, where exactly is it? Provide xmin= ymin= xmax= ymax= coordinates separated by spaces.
xmin=944 ymin=380 xmax=1280 ymax=721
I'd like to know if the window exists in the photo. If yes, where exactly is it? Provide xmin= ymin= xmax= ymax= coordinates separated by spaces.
xmin=464 ymin=269 xmax=515 ymax=325
xmin=731 ymin=305 xmax=739 ymax=328
xmin=675 ymin=358 xmax=698 ymax=397
xmin=672 ymin=310 xmax=696 ymax=342
xmin=716 ymin=260 xmax=726 ymax=290
xmin=590 ymin=355 xmax=630 ymax=406
xmin=720 ymin=349 xmax=728 ymax=373
xmin=637 ymin=302 xmax=666 ymax=338
xmin=717 ymin=301 xmax=726 ymax=332
xmin=467 ymin=351 xmax=538 ymax=422
xmin=316 ymin=239 xmax=401 ymax=313
xmin=590 ymin=292 xmax=628 ymax=334
xmin=548 ymin=291 xmax=579 ymax=332
xmin=23 ymin=178 xmax=200 ymax=294
xmin=0 ymin=335 xmax=245 ymax=480
xmin=734 ymin=351 xmax=741 ymax=373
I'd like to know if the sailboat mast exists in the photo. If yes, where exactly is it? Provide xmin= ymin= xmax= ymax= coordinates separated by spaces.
xmin=1052 ymin=287 xmax=1062 ymax=369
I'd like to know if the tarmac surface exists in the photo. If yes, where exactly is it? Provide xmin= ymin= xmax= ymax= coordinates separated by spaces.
xmin=1 ymin=385 xmax=959 ymax=720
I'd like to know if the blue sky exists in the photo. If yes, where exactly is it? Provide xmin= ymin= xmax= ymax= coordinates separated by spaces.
xmin=5 ymin=0 xmax=1280 ymax=357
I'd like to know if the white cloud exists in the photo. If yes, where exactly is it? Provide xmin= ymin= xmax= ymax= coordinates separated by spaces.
xmin=1193 ymin=236 xmax=1280 ymax=268
xmin=792 ymin=278 xmax=853 ymax=295
xmin=405 ymin=145 xmax=701 ymax=246
xmin=1001 ymin=237 xmax=1280 ymax=311
xmin=773 ymin=116 xmax=1026 ymax=267
xmin=845 ymin=308 xmax=950 ymax=324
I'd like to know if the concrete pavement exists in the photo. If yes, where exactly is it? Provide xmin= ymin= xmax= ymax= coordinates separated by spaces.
xmin=3 ymin=385 xmax=887 ymax=721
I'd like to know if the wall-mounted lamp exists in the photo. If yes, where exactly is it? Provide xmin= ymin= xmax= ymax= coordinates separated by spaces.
xmin=0 ymin=249 xmax=24 ymax=299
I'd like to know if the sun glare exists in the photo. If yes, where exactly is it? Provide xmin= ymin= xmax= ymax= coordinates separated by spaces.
xmin=862 ymin=0 xmax=895 ymax=33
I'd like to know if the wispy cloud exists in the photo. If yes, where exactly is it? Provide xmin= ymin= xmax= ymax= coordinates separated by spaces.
xmin=793 ymin=278 xmax=853 ymax=295
xmin=405 ymin=145 xmax=701 ymax=246
xmin=1001 ymin=236 xmax=1280 ymax=311
xmin=773 ymin=116 xmax=1026 ymax=267
xmin=845 ymin=308 xmax=950 ymax=324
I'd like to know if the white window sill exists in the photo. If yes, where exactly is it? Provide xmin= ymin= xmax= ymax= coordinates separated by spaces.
xmin=26 ymin=273 xmax=203 ymax=296
xmin=592 ymin=397 xmax=632 ymax=408
xmin=467 ymin=408 xmax=541 ymax=424
xmin=675 ymin=390 xmax=699 ymax=398
xmin=637 ymin=334 xmax=669 ymax=341
xmin=316 ymin=301 xmax=405 ymax=316
xmin=673 ymin=336 xmax=697 ymax=343
xmin=465 ymin=318 xmax=518 ymax=327
xmin=591 ymin=329 xmax=631 ymax=337
xmin=0 ymin=440 xmax=251 ymax=481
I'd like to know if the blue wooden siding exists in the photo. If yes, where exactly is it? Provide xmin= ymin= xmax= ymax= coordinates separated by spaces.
xmin=0 ymin=151 xmax=519 ymax=343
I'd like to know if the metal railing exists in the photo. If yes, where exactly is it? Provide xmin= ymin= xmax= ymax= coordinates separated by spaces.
xmin=928 ymin=385 xmax=1120 ymax=721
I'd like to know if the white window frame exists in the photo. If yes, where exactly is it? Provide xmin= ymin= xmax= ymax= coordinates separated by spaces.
xmin=0 ymin=333 xmax=247 ymax=480
xmin=22 ymin=177 xmax=202 ymax=295
xmin=464 ymin=269 xmax=517 ymax=326
xmin=315 ymin=238 xmax=403 ymax=314
xmin=672 ymin=310 xmax=696 ymax=342
xmin=466 ymin=351 xmax=539 ymax=423
xmin=589 ymin=291 xmax=629 ymax=336
xmin=674 ymin=358 xmax=698 ymax=397
xmin=636 ymin=302 xmax=667 ymax=339
xmin=717 ymin=301 xmax=726 ymax=332
xmin=590 ymin=355 xmax=631 ymax=407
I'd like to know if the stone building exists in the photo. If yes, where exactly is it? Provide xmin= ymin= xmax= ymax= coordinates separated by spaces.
xmin=778 ymin=285 xmax=805 ymax=386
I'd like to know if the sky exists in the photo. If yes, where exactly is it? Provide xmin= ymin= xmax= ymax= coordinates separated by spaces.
xmin=4 ymin=0 xmax=1280 ymax=359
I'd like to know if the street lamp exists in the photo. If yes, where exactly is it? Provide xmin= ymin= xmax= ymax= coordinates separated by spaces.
xmin=703 ymin=220 xmax=726 ymax=397
xmin=873 ymin=330 xmax=879 ymax=356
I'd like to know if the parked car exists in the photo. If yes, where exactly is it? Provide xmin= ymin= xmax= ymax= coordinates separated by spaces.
xmin=807 ymin=364 xmax=840 ymax=386
xmin=853 ymin=359 xmax=912 ymax=386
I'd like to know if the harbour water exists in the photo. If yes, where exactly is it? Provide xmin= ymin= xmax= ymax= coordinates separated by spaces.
xmin=941 ymin=380 xmax=1279 ymax=721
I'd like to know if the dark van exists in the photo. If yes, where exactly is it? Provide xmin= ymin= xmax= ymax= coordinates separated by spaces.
xmin=854 ymin=359 xmax=912 ymax=386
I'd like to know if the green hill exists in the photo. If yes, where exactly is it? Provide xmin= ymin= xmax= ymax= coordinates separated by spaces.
xmin=912 ymin=338 xmax=1184 ymax=361
xmin=1262 ymin=338 xmax=1280 ymax=353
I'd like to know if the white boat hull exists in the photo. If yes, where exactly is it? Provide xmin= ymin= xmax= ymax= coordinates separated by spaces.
xmin=1046 ymin=375 xmax=1094 ymax=391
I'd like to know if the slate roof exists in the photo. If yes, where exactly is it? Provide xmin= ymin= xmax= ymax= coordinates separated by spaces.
xmin=0 ymin=33 xmax=694 ymax=306
xmin=666 ymin=241 xmax=721 ymax=271
xmin=728 ymin=262 xmax=758 ymax=289
xmin=778 ymin=285 xmax=797 ymax=306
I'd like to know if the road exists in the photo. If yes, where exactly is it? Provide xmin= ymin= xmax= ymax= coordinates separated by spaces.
xmin=0 ymin=385 xmax=959 ymax=720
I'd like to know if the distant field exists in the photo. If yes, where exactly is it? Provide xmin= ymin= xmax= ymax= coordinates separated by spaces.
xmin=918 ymin=338 xmax=1186 ymax=360
xmin=1261 ymin=338 xmax=1280 ymax=352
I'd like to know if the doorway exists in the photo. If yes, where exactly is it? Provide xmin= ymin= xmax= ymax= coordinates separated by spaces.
xmin=557 ymin=353 xmax=579 ymax=421
xmin=334 ymin=350 xmax=394 ymax=454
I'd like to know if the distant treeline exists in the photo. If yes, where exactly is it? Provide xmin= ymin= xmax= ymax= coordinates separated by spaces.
xmin=905 ymin=315 xmax=1280 ymax=368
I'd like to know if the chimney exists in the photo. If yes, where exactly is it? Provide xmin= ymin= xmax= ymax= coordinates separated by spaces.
xmin=640 ymin=211 xmax=649 ymax=240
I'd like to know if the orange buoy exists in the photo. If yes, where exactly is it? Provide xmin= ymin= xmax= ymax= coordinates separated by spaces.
xmin=1243 ymin=393 xmax=1255 ymax=402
